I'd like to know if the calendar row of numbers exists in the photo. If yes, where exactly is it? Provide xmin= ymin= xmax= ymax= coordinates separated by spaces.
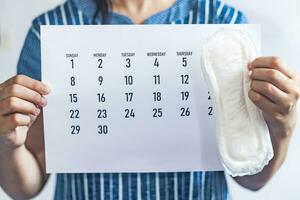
xmin=69 ymin=74 xmax=190 ymax=87
xmin=70 ymin=125 xmax=108 ymax=135
xmin=69 ymin=107 xmax=191 ymax=120
xmin=68 ymin=52 xmax=192 ymax=69
xmin=69 ymin=91 xmax=191 ymax=103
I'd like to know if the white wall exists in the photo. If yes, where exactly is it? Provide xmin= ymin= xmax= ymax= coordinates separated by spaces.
xmin=0 ymin=0 xmax=299 ymax=199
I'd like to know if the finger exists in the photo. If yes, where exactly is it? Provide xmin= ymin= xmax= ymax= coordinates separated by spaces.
xmin=0 ymin=97 xmax=40 ymax=116
xmin=250 ymin=68 xmax=294 ymax=93
xmin=249 ymin=57 xmax=295 ymax=79
xmin=0 ymin=84 xmax=47 ymax=107
xmin=0 ymin=114 xmax=31 ymax=133
xmin=2 ymin=75 xmax=50 ymax=96
xmin=250 ymin=80 xmax=289 ymax=106
xmin=248 ymin=89 xmax=278 ymax=114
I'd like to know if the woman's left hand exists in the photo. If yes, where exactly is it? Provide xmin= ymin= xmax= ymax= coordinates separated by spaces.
xmin=248 ymin=56 xmax=300 ymax=148
xmin=234 ymin=56 xmax=300 ymax=191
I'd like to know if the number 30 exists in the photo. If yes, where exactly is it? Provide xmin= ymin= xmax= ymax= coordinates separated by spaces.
xmin=98 ymin=125 xmax=108 ymax=134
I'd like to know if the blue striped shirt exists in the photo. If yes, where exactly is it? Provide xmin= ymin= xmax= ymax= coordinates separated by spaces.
xmin=17 ymin=0 xmax=247 ymax=199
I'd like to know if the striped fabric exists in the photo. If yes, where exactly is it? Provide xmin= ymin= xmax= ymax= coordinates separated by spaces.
xmin=17 ymin=0 xmax=247 ymax=199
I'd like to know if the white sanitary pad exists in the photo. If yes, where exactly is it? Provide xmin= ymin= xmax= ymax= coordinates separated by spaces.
xmin=201 ymin=29 xmax=274 ymax=177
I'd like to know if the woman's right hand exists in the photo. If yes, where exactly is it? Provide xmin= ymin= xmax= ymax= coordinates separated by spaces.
xmin=0 ymin=75 xmax=50 ymax=151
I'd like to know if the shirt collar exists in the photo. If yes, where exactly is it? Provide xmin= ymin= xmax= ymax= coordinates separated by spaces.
xmin=70 ymin=0 xmax=192 ymax=24
xmin=71 ymin=0 xmax=97 ymax=23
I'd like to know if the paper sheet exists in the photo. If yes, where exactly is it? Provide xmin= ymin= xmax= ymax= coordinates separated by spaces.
xmin=41 ymin=25 xmax=260 ymax=173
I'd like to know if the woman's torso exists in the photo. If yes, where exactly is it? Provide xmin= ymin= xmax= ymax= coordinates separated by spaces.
xmin=17 ymin=0 xmax=247 ymax=199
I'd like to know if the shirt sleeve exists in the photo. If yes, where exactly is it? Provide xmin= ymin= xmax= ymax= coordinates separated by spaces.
xmin=214 ymin=0 xmax=248 ymax=24
xmin=17 ymin=18 xmax=42 ymax=81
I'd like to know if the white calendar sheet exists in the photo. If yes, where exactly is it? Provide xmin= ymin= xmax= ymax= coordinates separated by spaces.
xmin=41 ymin=25 xmax=260 ymax=173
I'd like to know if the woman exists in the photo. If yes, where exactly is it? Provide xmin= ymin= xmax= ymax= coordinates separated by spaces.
xmin=0 ymin=0 xmax=299 ymax=199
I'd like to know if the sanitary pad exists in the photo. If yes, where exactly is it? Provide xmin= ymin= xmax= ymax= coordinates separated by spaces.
xmin=201 ymin=29 xmax=274 ymax=177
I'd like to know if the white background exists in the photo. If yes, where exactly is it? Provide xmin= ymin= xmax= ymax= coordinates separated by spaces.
xmin=0 ymin=0 xmax=299 ymax=199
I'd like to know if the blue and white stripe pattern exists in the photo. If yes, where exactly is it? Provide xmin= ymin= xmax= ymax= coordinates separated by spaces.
xmin=54 ymin=172 xmax=229 ymax=200
xmin=17 ymin=0 xmax=247 ymax=199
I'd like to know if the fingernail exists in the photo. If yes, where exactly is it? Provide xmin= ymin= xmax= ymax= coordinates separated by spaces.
xmin=247 ymin=63 xmax=252 ymax=70
xmin=42 ymin=85 xmax=50 ymax=94
xmin=249 ymin=71 xmax=253 ymax=78
xmin=254 ymin=93 xmax=261 ymax=101
xmin=35 ymin=108 xmax=41 ymax=116
xmin=41 ymin=97 xmax=47 ymax=107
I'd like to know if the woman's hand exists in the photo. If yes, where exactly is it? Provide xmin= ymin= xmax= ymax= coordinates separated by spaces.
xmin=0 ymin=75 xmax=50 ymax=199
xmin=248 ymin=56 xmax=299 ymax=142
xmin=235 ymin=56 xmax=300 ymax=191
xmin=0 ymin=75 xmax=49 ymax=151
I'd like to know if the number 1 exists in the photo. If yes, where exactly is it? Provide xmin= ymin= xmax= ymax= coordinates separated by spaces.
xmin=71 ymin=59 xmax=74 ymax=69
